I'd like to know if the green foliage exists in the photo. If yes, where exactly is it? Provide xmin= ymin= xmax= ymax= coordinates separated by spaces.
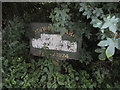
xmin=50 ymin=2 xmax=120 ymax=61
xmin=3 ymin=54 xmax=120 ymax=88
xmin=2 ymin=2 xmax=120 ymax=89
xmin=79 ymin=3 xmax=120 ymax=60
xmin=49 ymin=3 xmax=71 ymax=35
xmin=2 ymin=56 xmax=96 ymax=88
xmin=3 ymin=17 xmax=28 ymax=59
xmin=101 ymin=15 xmax=119 ymax=33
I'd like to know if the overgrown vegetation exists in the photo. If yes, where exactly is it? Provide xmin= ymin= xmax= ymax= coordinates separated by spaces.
xmin=2 ymin=2 xmax=120 ymax=88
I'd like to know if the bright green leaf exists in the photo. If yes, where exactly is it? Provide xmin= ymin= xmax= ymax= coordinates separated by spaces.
xmin=106 ymin=41 xmax=115 ymax=58
xmin=98 ymin=52 xmax=106 ymax=60
xmin=108 ymin=56 xmax=113 ymax=61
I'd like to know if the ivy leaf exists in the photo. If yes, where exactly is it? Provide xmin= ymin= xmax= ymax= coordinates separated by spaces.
xmin=101 ymin=21 xmax=110 ymax=29
xmin=93 ymin=8 xmax=103 ymax=17
xmin=47 ymin=82 xmax=51 ymax=88
xmin=95 ymin=48 xmax=105 ymax=53
xmin=109 ymin=24 xmax=117 ymax=33
xmin=98 ymin=40 xmax=108 ymax=47
xmin=40 ymin=76 xmax=46 ymax=82
xmin=94 ymin=21 xmax=102 ymax=28
xmin=97 ymin=38 xmax=116 ymax=60
xmin=43 ymin=67 xmax=49 ymax=72
xmin=106 ymin=40 xmax=115 ymax=58
xmin=98 ymin=52 xmax=106 ymax=60
xmin=83 ymin=11 xmax=87 ymax=16
xmin=75 ymin=76 xmax=79 ymax=81
xmin=87 ymin=14 xmax=91 ymax=19
xmin=91 ymin=18 xmax=102 ymax=28
xmin=95 ymin=48 xmax=106 ymax=60
xmin=98 ymin=38 xmax=114 ymax=47
xmin=79 ymin=7 xmax=84 ymax=12
xmin=101 ymin=15 xmax=119 ymax=33
xmin=108 ymin=56 xmax=113 ymax=61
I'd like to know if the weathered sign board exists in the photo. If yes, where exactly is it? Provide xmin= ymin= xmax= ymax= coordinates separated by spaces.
xmin=30 ymin=23 xmax=82 ymax=60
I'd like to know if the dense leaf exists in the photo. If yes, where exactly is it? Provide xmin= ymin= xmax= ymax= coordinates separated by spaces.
xmin=98 ymin=52 xmax=106 ymax=60
xmin=106 ymin=40 xmax=115 ymax=58
xmin=98 ymin=40 xmax=108 ymax=47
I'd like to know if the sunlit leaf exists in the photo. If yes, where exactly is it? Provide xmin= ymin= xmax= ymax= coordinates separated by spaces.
xmin=106 ymin=41 xmax=115 ymax=58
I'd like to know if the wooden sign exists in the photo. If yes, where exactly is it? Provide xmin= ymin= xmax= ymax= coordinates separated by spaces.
xmin=29 ymin=23 xmax=82 ymax=60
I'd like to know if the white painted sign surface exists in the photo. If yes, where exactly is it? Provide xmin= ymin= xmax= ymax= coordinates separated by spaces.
xmin=32 ymin=34 xmax=77 ymax=52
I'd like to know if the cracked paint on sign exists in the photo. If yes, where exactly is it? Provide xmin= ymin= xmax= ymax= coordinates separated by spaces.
xmin=32 ymin=34 xmax=77 ymax=52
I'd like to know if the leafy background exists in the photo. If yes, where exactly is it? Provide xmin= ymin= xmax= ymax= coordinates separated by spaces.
xmin=2 ymin=2 xmax=120 ymax=88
